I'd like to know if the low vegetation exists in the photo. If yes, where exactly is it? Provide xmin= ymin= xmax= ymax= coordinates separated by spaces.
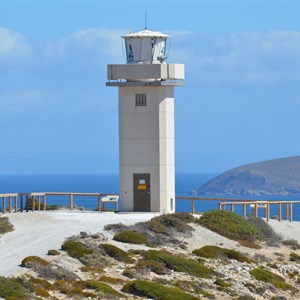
xmin=108 ymin=212 xmax=195 ymax=247
xmin=113 ymin=230 xmax=149 ymax=245
xmin=0 ymin=276 xmax=32 ymax=299
xmin=192 ymin=245 xmax=250 ymax=262
xmin=197 ymin=210 xmax=259 ymax=245
xmin=0 ymin=217 xmax=14 ymax=234
xmin=250 ymin=267 xmax=293 ymax=290
xmin=122 ymin=279 xmax=198 ymax=300
xmin=61 ymin=241 xmax=93 ymax=259
xmin=47 ymin=249 xmax=60 ymax=256
xmin=283 ymin=239 xmax=300 ymax=250
xmin=290 ymin=252 xmax=300 ymax=262
xmin=87 ymin=280 xmax=123 ymax=298
xmin=248 ymin=216 xmax=282 ymax=246
xmin=100 ymin=243 xmax=133 ymax=263
xmin=143 ymin=250 xmax=216 ymax=278
xmin=21 ymin=256 xmax=49 ymax=268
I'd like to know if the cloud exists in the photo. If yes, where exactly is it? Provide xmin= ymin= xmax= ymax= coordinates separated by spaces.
xmin=0 ymin=27 xmax=32 ymax=63
xmin=170 ymin=30 xmax=300 ymax=86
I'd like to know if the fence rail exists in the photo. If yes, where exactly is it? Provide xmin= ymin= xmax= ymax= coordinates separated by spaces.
xmin=176 ymin=196 xmax=300 ymax=222
xmin=0 ymin=192 xmax=118 ymax=213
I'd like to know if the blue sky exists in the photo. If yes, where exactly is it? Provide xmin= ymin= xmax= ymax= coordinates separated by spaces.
xmin=1 ymin=0 xmax=300 ymax=174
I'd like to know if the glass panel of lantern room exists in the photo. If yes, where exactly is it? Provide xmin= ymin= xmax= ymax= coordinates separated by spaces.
xmin=125 ymin=40 xmax=134 ymax=63
xmin=140 ymin=39 xmax=153 ymax=63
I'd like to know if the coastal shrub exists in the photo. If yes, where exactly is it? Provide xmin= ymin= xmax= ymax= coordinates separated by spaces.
xmin=143 ymin=250 xmax=216 ymax=278
xmin=61 ymin=241 xmax=93 ymax=259
xmin=100 ymin=243 xmax=133 ymax=263
xmin=290 ymin=252 xmax=300 ymax=262
xmin=122 ymin=279 xmax=198 ymax=300
xmin=21 ymin=256 xmax=49 ymax=268
xmin=47 ymin=249 xmax=60 ymax=256
xmin=113 ymin=230 xmax=148 ymax=245
xmin=0 ymin=217 xmax=14 ymax=234
xmin=135 ymin=259 xmax=169 ymax=275
xmin=197 ymin=210 xmax=259 ymax=243
xmin=87 ymin=280 xmax=122 ymax=297
xmin=35 ymin=264 xmax=78 ymax=281
xmin=250 ymin=267 xmax=293 ymax=290
xmin=52 ymin=279 xmax=87 ymax=296
xmin=104 ymin=222 xmax=126 ymax=232
xmin=214 ymin=278 xmax=231 ymax=288
xmin=248 ymin=216 xmax=282 ymax=246
xmin=150 ymin=213 xmax=194 ymax=234
xmin=99 ymin=276 xmax=126 ymax=285
xmin=192 ymin=245 xmax=250 ymax=263
xmin=283 ymin=239 xmax=300 ymax=250
xmin=80 ymin=266 xmax=104 ymax=274
xmin=0 ymin=276 xmax=32 ymax=299
xmin=122 ymin=267 xmax=136 ymax=278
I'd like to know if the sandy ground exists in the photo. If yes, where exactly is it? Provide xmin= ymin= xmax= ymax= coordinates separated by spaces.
xmin=0 ymin=211 xmax=158 ymax=277
xmin=0 ymin=211 xmax=299 ymax=278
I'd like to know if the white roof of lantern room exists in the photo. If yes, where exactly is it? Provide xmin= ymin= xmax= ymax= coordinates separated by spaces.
xmin=122 ymin=29 xmax=169 ymax=39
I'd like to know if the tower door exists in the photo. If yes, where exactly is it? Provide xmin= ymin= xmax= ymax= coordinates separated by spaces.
xmin=133 ymin=173 xmax=151 ymax=211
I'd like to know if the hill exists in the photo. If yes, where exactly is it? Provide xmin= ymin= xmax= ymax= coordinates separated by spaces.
xmin=198 ymin=156 xmax=300 ymax=196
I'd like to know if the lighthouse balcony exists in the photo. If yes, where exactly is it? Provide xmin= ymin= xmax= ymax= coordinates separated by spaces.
xmin=106 ymin=64 xmax=184 ymax=86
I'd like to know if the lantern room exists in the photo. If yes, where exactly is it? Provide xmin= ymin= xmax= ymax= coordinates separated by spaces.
xmin=122 ymin=29 xmax=169 ymax=64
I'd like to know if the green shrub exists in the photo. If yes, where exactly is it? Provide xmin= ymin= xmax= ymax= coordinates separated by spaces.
xmin=135 ymin=259 xmax=168 ymax=275
xmin=52 ymin=279 xmax=86 ymax=296
xmin=214 ymin=278 xmax=231 ymax=288
xmin=250 ymin=267 xmax=293 ymax=290
xmin=47 ymin=249 xmax=60 ymax=256
xmin=150 ymin=213 xmax=194 ymax=233
xmin=87 ymin=280 xmax=122 ymax=297
xmin=143 ymin=250 xmax=216 ymax=278
xmin=122 ymin=279 xmax=198 ymax=300
xmin=0 ymin=276 xmax=32 ymax=299
xmin=290 ymin=252 xmax=300 ymax=262
xmin=0 ymin=217 xmax=14 ymax=234
xmin=113 ymin=230 xmax=148 ymax=245
xmin=283 ymin=239 xmax=300 ymax=250
xmin=80 ymin=266 xmax=104 ymax=274
xmin=192 ymin=245 xmax=250 ymax=262
xmin=101 ymin=243 xmax=133 ymax=263
xmin=146 ymin=220 xmax=168 ymax=234
xmin=99 ymin=276 xmax=126 ymax=285
xmin=61 ymin=241 xmax=93 ymax=259
xmin=198 ymin=210 xmax=259 ymax=243
xmin=21 ymin=256 xmax=49 ymax=268
xmin=248 ymin=216 xmax=282 ymax=246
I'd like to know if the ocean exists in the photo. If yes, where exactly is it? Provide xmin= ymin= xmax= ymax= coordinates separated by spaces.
xmin=0 ymin=173 xmax=299 ymax=221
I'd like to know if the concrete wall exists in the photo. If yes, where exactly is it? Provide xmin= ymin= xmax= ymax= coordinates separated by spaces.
xmin=119 ymin=86 xmax=175 ymax=213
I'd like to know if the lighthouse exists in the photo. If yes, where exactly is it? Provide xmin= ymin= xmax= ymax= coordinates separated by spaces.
xmin=106 ymin=28 xmax=184 ymax=213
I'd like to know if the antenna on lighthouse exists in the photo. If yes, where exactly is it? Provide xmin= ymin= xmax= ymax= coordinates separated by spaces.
xmin=145 ymin=11 xmax=147 ymax=29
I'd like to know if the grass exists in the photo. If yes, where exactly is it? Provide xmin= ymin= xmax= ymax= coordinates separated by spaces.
xmin=250 ymin=267 xmax=293 ymax=290
xmin=0 ymin=217 xmax=14 ymax=234
xmin=192 ymin=245 xmax=250 ymax=263
xmin=143 ymin=250 xmax=216 ymax=278
xmin=101 ymin=243 xmax=133 ymax=263
xmin=197 ymin=210 xmax=259 ymax=245
xmin=0 ymin=276 xmax=32 ymax=299
xmin=113 ymin=230 xmax=149 ymax=245
xmin=61 ymin=241 xmax=93 ymax=259
xmin=122 ymin=279 xmax=199 ymax=300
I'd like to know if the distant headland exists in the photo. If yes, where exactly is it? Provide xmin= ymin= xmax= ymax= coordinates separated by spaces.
xmin=198 ymin=156 xmax=300 ymax=196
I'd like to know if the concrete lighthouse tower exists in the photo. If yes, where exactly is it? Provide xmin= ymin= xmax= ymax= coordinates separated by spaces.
xmin=106 ymin=28 xmax=184 ymax=213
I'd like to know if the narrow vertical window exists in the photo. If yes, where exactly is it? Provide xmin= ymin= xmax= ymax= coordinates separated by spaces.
xmin=135 ymin=94 xmax=147 ymax=106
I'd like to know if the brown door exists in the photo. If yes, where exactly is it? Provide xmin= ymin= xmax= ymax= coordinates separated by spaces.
xmin=133 ymin=173 xmax=151 ymax=211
